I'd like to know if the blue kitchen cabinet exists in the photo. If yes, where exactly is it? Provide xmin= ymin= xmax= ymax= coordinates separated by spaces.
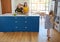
xmin=0 ymin=17 xmax=15 ymax=32
xmin=26 ymin=17 xmax=39 ymax=32
xmin=13 ymin=17 xmax=26 ymax=32
xmin=0 ymin=16 xmax=39 ymax=32
xmin=14 ymin=16 xmax=39 ymax=32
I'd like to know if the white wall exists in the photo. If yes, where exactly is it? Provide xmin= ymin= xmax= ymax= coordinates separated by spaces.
xmin=11 ymin=0 xmax=16 ymax=13
xmin=15 ymin=0 xmax=29 ymax=6
xmin=0 ymin=0 xmax=2 ymax=14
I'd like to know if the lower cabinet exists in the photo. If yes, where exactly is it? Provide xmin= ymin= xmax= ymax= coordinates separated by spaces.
xmin=0 ymin=16 xmax=39 ymax=32
xmin=0 ymin=17 xmax=15 ymax=32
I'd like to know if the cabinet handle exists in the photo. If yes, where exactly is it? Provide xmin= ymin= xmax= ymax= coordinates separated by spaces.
xmin=25 ymin=27 xmax=27 ymax=29
xmin=25 ymin=21 xmax=27 ymax=23
xmin=15 ymin=21 xmax=18 ymax=23
xmin=16 ymin=26 xmax=18 ymax=28
xmin=25 ymin=17 xmax=27 ymax=19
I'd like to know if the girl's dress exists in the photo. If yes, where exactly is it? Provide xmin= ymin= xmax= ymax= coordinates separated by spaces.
xmin=45 ymin=15 xmax=53 ymax=29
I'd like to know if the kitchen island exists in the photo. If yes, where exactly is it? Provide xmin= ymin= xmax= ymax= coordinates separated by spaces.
xmin=0 ymin=13 xmax=39 ymax=32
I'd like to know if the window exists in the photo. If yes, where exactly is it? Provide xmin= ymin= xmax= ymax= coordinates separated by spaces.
xmin=30 ymin=0 xmax=51 ymax=14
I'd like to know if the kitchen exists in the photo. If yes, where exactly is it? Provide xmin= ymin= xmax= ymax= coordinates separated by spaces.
xmin=0 ymin=0 xmax=60 ymax=42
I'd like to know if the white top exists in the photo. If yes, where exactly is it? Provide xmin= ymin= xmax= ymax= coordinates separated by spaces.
xmin=0 ymin=13 xmax=40 ymax=16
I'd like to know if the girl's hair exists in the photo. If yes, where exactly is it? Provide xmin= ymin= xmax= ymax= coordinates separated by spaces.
xmin=24 ymin=2 xmax=27 ymax=7
xmin=49 ymin=10 xmax=54 ymax=16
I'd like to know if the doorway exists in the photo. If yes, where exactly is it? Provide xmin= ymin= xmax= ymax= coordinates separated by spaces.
xmin=1 ymin=0 xmax=12 ymax=14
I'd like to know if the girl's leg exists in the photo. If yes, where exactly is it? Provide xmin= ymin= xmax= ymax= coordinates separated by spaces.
xmin=47 ymin=29 xmax=50 ymax=40
xmin=47 ymin=29 xmax=50 ymax=37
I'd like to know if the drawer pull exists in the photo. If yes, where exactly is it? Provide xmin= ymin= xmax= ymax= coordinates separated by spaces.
xmin=16 ymin=26 xmax=18 ymax=28
xmin=25 ymin=27 xmax=27 ymax=29
xmin=25 ymin=21 xmax=27 ymax=23
xmin=25 ymin=17 xmax=27 ymax=19
xmin=15 ymin=21 xmax=18 ymax=23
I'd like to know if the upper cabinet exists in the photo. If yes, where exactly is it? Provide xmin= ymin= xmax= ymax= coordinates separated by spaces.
xmin=57 ymin=2 xmax=60 ymax=16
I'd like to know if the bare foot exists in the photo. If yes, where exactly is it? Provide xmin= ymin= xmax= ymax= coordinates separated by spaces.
xmin=47 ymin=36 xmax=51 ymax=40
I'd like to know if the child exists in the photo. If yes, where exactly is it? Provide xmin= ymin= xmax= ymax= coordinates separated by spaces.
xmin=23 ymin=2 xmax=29 ymax=14
xmin=15 ymin=3 xmax=23 ymax=13
xmin=45 ymin=10 xmax=54 ymax=40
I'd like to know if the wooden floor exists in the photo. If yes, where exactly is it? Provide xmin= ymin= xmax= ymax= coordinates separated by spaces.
xmin=51 ymin=29 xmax=60 ymax=42
xmin=0 ymin=29 xmax=60 ymax=42
xmin=0 ymin=32 xmax=38 ymax=42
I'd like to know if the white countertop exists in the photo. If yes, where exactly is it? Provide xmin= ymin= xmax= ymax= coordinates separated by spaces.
xmin=0 ymin=13 xmax=40 ymax=16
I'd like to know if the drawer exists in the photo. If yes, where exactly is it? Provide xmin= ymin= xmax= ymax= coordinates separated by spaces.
xmin=25 ymin=16 xmax=39 ymax=19
xmin=14 ymin=19 xmax=28 ymax=27
xmin=14 ymin=16 xmax=39 ymax=21
xmin=14 ymin=17 xmax=26 ymax=21
xmin=25 ymin=17 xmax=39 ymax=23
xmin=15 ymin=21 xmax=26 ymax=27
xmin=25 ymin=23 xmax=39 ymax=32
xmin=25 ymin=17 xmax=39 ymax=32
xmin=0 ymin=17 xmax=15 ymax=23
xmin=13 ymin=26 xmax=30 ymax=32
xmin=25 ymin=18 xmax=39 ymax=27
xmin=14 ymin=16 xmax=39 ymax=32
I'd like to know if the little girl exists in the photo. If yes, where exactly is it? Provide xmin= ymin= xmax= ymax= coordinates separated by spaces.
xmin=45 ymin=10 xmax=54 ymax=40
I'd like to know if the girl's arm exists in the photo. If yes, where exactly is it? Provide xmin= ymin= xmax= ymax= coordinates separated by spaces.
xmin=50 ymin=16 xmax=54 ymax=24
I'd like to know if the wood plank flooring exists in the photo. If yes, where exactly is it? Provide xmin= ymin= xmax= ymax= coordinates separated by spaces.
xmin=0 ymin=32 xmax=38 ymax=42
xmin=0 ymin=29 xmax=60 ymax=42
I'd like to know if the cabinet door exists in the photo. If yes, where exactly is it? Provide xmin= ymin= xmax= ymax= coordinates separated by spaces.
xmin=13 ymin=17 xmax=26 ymax=32
xmin=0 ymin=17 xmax=15 ymax=32
xmin=1 ymin=0 xmax=12 ymax=14
xmin=6 ymin=17 xmax=15 ymax=32
xmin=26 ymin=16 xmax=39 ymax=32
